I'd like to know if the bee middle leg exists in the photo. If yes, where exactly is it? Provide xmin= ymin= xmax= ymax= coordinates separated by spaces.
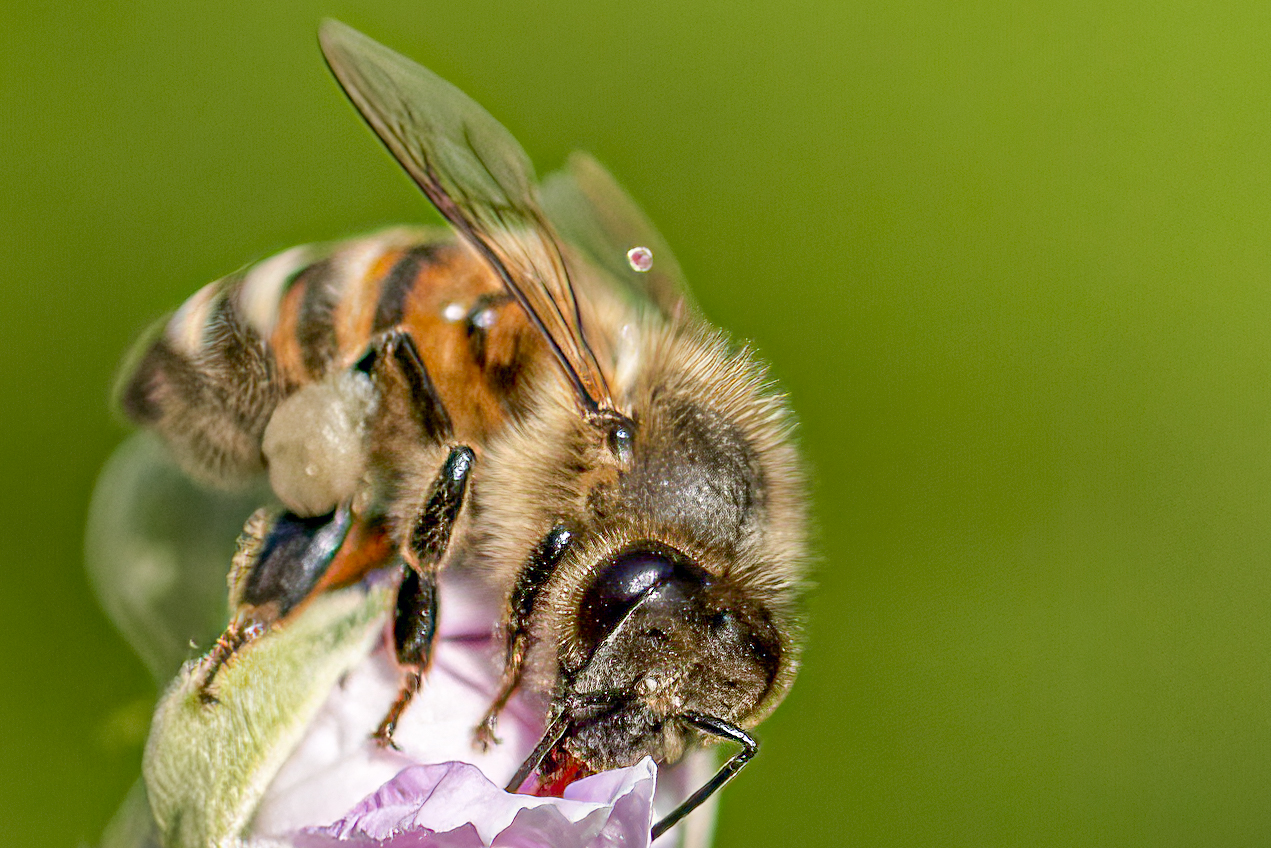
xmin=372 ymin=444 xmax=475 ymax=747
xmin=373 ymin=566 xmax=435 ymax=747
xmin=359 ymin=326 xmax=475 ymax=746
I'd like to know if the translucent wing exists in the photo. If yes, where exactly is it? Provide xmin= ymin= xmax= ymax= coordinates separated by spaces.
xmin=319 ymin=20 xmax=612 ymax=415
xmin=85 ymin=431 xmax=270 ymax=683
xmin=541 ymin=152 xmax=698 ymax=320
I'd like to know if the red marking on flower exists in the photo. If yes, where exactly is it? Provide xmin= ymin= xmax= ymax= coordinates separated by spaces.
xmin=530 ymin=747 xmax=596 ymax=797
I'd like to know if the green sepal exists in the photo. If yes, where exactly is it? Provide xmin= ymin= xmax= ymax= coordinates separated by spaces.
xmin=142 ymin=579 xmax=393 ymax=848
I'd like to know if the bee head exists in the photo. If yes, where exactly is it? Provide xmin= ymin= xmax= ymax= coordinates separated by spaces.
xmin=556 ymin=541 xmax=781 ymax=771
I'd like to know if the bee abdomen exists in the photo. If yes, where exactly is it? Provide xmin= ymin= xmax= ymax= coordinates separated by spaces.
xmin=261 ymin=228 xmax=441 ymax=384
xmin=121 ymin=226 xmax=543 ymax=488
xmin=119 ymin=229 xmax=438 ymax=487
xmin=120 ymin=284 xmax=285 ymax=487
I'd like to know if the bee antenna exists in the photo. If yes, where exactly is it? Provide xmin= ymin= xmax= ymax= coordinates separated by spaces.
xmin=650 ymin=714 xmax=758 ymax=840
xmin=505 ymin=712 xmax=571 ymax=793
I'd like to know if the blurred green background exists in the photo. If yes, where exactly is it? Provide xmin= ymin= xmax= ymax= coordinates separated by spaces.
xmin=4 ymin=1 xmax=1271 ymax=845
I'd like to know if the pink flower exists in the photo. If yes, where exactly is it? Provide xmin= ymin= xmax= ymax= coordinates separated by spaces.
xmin=293 ymin=761 xmax=657 ymax=848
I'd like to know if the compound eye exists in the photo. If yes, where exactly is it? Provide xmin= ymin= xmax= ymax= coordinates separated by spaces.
xmin=578 ymin=544 xmax=681 ymax=648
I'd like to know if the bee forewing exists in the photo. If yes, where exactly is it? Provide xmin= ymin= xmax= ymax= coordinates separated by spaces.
xmin=318 ymin=20 xmax=613 ymax=414
xmin=541 ymin=152 xmax=698 ymax=320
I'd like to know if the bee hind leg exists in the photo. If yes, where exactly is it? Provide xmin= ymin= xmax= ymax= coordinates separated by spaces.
xmin=373 ymin=445 xmax=475 ymax=748
xmin=196 ymin=504 xmax=353 ymax=704
xmin=194 ymin=616 xmax=268 ymax=704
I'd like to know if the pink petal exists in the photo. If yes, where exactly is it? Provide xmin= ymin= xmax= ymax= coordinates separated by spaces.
xmin=292 ymin=759 xmax=656 ymax=848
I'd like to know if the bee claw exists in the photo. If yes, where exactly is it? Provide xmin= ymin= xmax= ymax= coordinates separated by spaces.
xmin=472 ymin=717 xmax=501 ymax=751
xmin=194 ymin=658 xmax=227 ymax=706
xmin=192 ymin=617 xmax=266 ymax=707
xmin=371 ymin=724 xmax=402 ymax=751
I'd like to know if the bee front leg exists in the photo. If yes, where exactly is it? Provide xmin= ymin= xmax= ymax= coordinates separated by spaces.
xmin=474 ymin=524 xmax=573 ymax=750
xmin=373 ymin=444 xmax=475 ymax=748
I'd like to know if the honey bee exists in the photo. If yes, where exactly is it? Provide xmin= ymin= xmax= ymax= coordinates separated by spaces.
xmin=119 ymin=20 xmax=808 ymax=837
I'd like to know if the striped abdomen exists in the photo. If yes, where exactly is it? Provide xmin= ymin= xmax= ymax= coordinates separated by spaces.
xmin=121 ymin=227 xmax=545 ymax=488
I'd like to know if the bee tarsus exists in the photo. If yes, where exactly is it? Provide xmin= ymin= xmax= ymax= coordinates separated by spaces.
xmin=372 ymin=666 xmax=420 ymax=750
xmin=195 ymin=621 xmax=261 ymax=705
xmin=197 ymin=506 xmax=354 ymax=702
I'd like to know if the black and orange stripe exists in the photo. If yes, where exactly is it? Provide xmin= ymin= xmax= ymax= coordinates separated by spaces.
xmin=121 ymin=227 xmax=548 ymax=486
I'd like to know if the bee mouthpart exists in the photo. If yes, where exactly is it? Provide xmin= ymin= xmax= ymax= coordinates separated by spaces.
xmin=505 ymin=712 xmax=570 ymax=794
xmin=505 ymin=709 xmax=609 ymax=798
xmin=527 ymin=748 xmax=596 ymax=798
